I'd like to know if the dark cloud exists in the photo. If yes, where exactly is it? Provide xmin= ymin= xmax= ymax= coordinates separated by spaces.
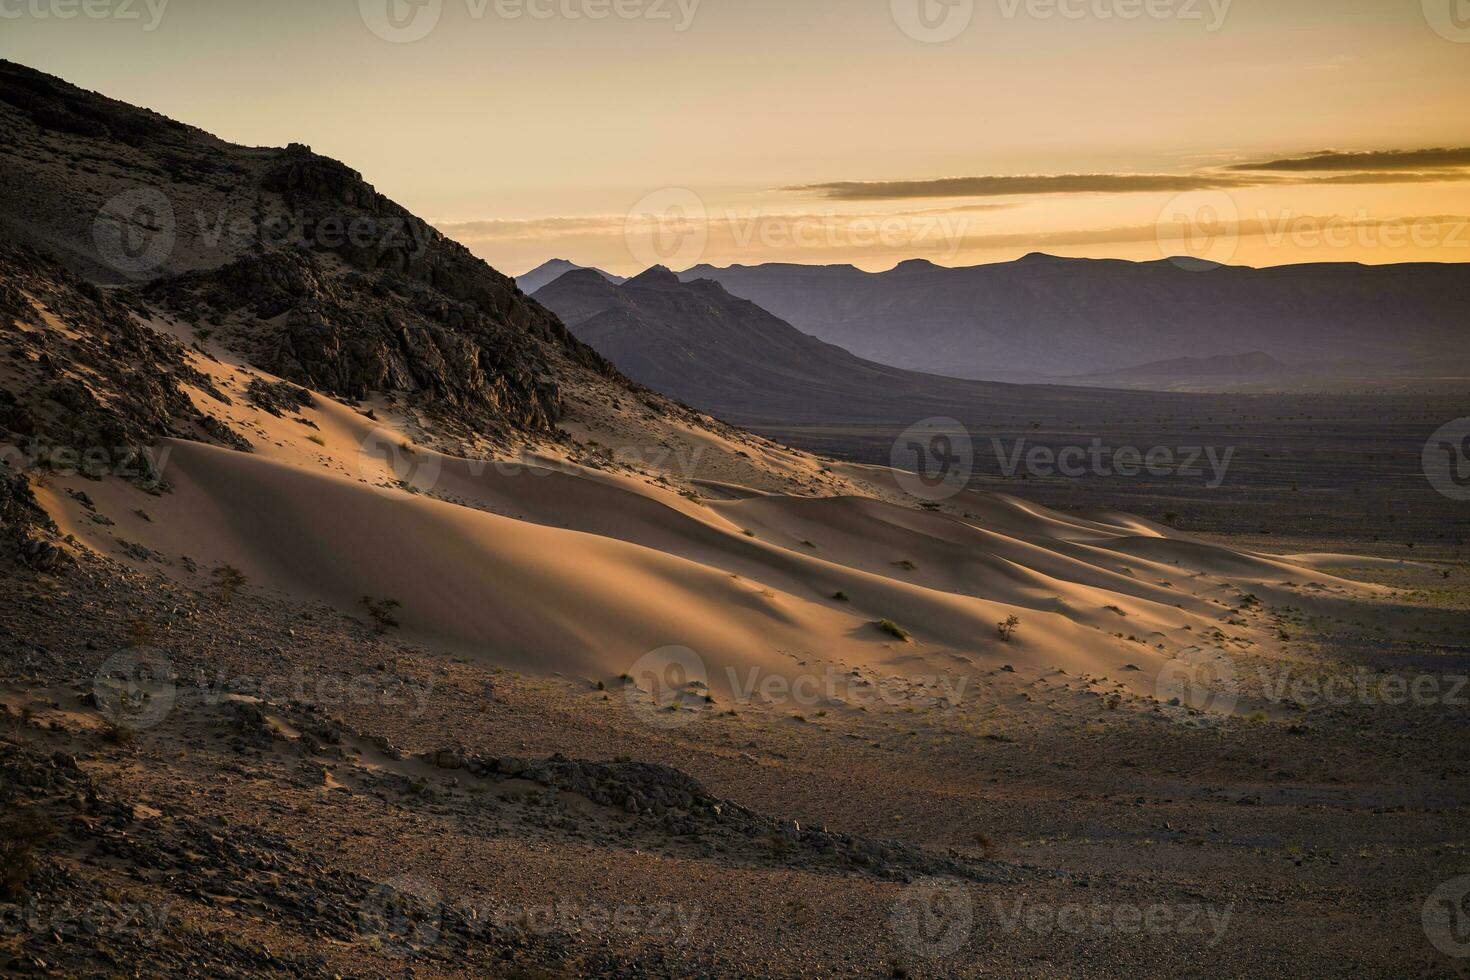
xmin=785 ymin=173 xmax=1253 ymax=201
xmin=1299 ymin=170 xmax=1470 ymax=186
xmin=1231 ymin=147 xmax=1470 ymax=172
xmin=952 ymin=214 xmax=1470 ymax=252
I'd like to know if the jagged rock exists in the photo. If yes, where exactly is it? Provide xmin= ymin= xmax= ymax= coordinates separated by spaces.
xmin=245 ymin=377 xmax=314 ymax=417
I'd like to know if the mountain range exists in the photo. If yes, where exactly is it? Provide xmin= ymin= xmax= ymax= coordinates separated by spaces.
xmin=674 ymin=254 xmax=1470 ymax=380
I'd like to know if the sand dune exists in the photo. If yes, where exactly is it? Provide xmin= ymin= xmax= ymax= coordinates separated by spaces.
xmin=31 ymin=343 xmax=1382 ymax=703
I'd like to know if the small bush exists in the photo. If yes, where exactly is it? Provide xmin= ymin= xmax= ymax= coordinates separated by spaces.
xmin=360 ymin=596 xmax=402 ymax=634
xmin=875 ymin=619 xmax=912 ymax=642
xmin=212 ymin=564 xmax=247 ymax=602
xmin=997 ymin=616 xmax=1020 ymax=643
xmin=0 ymin=808 xmax=56 ymax=899
xmin=832 ymin=591 xmax=850 ymax=602
xmin=893 ymin=560 xmax=917 ymax=572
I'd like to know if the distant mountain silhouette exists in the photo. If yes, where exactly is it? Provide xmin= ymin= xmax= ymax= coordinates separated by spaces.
xmin=1078 ymin=351 xmax=1291 ymax=381
xmin=516 ymin=258 xmax=623 ymax=295
xmin=679 ymin=254 xmax=1470 ymax=379
xmin=533 ymin=265 xmax=1213 ymax=426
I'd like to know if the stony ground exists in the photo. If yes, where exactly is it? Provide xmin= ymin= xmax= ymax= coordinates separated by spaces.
xmin=2 ymin=533 xmax=1468 ymax=978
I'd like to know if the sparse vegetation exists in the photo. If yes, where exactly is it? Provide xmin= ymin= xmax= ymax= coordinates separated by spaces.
xmin=360 ymin=596 xmax=402 ymax=633
xmin=101 ymin=722 xmax=136 ymax=746
xmin=832 ymin=591 xmax=850 ymax=602
xmin=0 ymin=807 xmax=56 ymax=899
xmin=875 ymin=619 xmax=912 ymax=642
xmin=892 ymin=560 xmax=917 ymax=571
xmin=997 ymin=615 xmax=1021 ymax=642
xmin=211 ymin=564 xmax=247 ymax=602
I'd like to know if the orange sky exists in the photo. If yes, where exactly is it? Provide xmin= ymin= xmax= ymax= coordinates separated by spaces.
xmin=3 ymin=0 xmax=1468 ymax=273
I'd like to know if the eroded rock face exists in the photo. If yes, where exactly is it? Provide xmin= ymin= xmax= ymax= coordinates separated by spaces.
xmin=0 ymin=60 xmax=626 ymax=449
xmin=0 ymin=241 xmax=248 ymax=482
xmin=137 ymin=140 xmax=622 ymax=444
xmin=148 ymin=247 xmax=571 ymax=441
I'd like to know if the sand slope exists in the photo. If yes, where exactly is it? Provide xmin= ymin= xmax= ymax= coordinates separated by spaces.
xmin=29 ymin=337 xmax=1382 ymax=703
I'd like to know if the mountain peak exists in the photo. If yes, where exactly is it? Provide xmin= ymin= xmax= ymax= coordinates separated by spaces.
xmin=627 ymin=265 xmax=683 ymax=289
xmin=516 ymin=259 xmax=623 ymax=294
xmin=892 ymin=258 xmax=942 ymax=273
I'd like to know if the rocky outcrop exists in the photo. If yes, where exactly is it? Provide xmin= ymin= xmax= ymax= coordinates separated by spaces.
xmin=0 ymin=242 xmax=245 ymax=476
xmin=1 ymin=59 xmax=631 ymax=448
xmin=421 ymin=749 xmax=1005 ymax=885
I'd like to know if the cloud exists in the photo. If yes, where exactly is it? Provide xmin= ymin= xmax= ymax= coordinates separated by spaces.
xmin=785 ymin=174 xmax=1253 ymax=201
xmin=1297 ymin=170 xmax=1470 ymax=186
xmin=434 ymin=216 xmax=622 ymax=242
xmin=951 ymin=213 xmax=1470 ymax=252
xmin=434 ymin=205 xmax=1015 ymax=244
xmin=1230 ymin=147 xmax=1470 ymax=172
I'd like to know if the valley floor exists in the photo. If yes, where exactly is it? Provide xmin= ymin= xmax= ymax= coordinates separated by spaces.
xmin=2 ymin=538 xmax=1467 ymax=978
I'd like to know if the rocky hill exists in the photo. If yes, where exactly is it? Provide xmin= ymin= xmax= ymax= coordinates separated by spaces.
xmin=0 ymin=59 xmax=632 ymax=448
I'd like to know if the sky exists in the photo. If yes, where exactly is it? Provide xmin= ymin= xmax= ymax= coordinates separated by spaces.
xmin=2 ymin=0 xmax=1469 ymax=274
